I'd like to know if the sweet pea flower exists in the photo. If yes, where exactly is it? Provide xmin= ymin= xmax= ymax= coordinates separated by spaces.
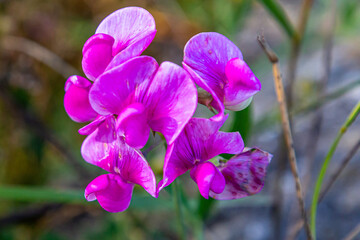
xmin=89 ymin=56 xmax=198 ymax=149
xmin=64 ymin=7 xmax=156 ymax=123
xmin=82 ymin=7 xmax=156 ymax=81
xmin=183 ymin=32 xmax=261 ymax=121
xmin=82 ymin=116 xmax=157 ymax=212
xmin=158 ymin=116 xmax=271 ymax=199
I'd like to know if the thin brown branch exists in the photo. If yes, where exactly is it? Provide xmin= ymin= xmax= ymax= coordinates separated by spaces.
xmin=292 ymin=79 xmax=360 ymax=116
xmin=257 ymin=35 xmax=313 ymax=240
xmin=287 ymin=1 xmax=339 ymax=238
xmin=287 ymin=137 xmax=359 ymax=240
xmin=286 ymin=0 xmax=314 ymax=110
xmin=342 ymin=222 xmax=360 ymax=240
xmin=300 ymin=0 xmax=338 ymax=210
xmin=1 ymin=36 xmax=79 ymax=78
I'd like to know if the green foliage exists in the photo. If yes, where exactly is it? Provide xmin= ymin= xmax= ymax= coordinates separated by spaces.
xmin=258 ymin=0 xmax=297 ymax=40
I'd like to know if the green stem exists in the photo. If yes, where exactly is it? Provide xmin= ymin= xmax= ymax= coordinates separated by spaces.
xmin=0 ymin=185 xmax=173 ymax=210
xmin=311 ymin=101 xmax=360 ymax=238
xmin=173 ymin=179 xmax=186 ymax=240
xmin=0 ymin=185 xmax=85 ymax=203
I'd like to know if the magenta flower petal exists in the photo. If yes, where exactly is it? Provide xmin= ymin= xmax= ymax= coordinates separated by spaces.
xmin=145 ymin=62 xmax=197 ymax=144
xmin=115 ymin=138 xmax=157 ymax=197
xmin=157 ymin=143 xmax=192 ymax=193
xmin=183 ymin=32 xmax=260 ymax=116
xmin=183 ymin=62 xmax=224 ymax=122
xmin=64 ymin=75 xmax=98 ymax=123
xmin=89 ymin=56 xmax=158 ymax=116
xmin=96 ymin=7 xmax=156 ymax=57
xmin=190 ymin=161 xmax=225 ymax=199
xmin=224 ymin=58 xmax=261 ymax=111
xmin=183 ymin=33 xmax=243 ymax=96
xmin=78 ymin=115 xmax=107 ymax=135
xmin=181 ymin=116 xmax=244 ymax=161
xmin=105 ymin=31 xmax=157 ymax=71
xmin=116 ymin=103 xmax=150 ymax=149
xmin=82 ymin=33 xmax=114 ymax=81
xmin=158 ymin=116 xmax=244 ymax=193
xmin=85 ymin=173 xmax=134 ymax=212
xmin=81 ymin=116 xmax=116 ymax=172
xmin=183 ymin=32 xmax=242 ymax=110
xmin=210 ymin=148 xmax=272 ymax=200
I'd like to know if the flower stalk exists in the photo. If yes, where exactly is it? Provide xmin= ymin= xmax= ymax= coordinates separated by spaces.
xmin=257 ymin=35 xmax=313 ymax=240
xmin=173 ymin=179 xmax=186 ymax=240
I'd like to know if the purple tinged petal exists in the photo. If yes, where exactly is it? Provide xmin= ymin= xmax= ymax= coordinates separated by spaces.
xmin=89 ymin=56 xmax=158 ymax=116
xmin=157 ymin=143 xmax=193 ymax=194
xmin=158 ymin=116 xmax=244 ymax=194
xmin=223 ymin=58 xmax=261 ymax=110
xmin=85 ymin=173 xmax=134 ymax=212
xmin=183 ymin=32 xmax=243 ymax=118
xmin=95 ymin=7 xmax=156 ymax=57
xmin=81 ymin=116 xmax=116 ymax=172
xmin=190 ymin=161 xmax=225 ymax=199
xmin=183 ymin=33 xmax=243 ymax=95
xmin=210 ymin=148 xmax=272 ymax=200
xmin=179 ymin=116 xmax=244 ymax=161
xmin=78 ymin=115 xmax=107 ymax=135
xmin=114 ymin=138 xmax=157 ymax=197
xmin=183 ymin=32 xmax=260 ymax=114
xmin=183 ymin=62 xmax=224 ymax=122
xmin=209 ymin=130 xmax=244 ymax=158
xmin=105 ymin=31 xmax=157 ymax=71
xmin=64 ymin=75 xmax=91 ymax=91
xmin=145 ymin=62 xmax=197 ymax=144
xmin=116 ymin=103 xmax=150 ymax=149
xmin=64 ymin=75 xmax=98 ymax=123
xmin=82 ymin=33 xmax=114 ymax=81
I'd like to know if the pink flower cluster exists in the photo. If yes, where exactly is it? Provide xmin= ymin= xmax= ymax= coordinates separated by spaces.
xmin=64 ymin=7 xmax=272 ymax=212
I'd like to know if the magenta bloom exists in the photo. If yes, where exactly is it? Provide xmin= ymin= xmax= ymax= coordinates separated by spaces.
xmin=158 ymin=116 xmax=271 ymax=199
xmin=64 ymin=7 xmax=156 ymax=123
xmin=82 ymin=117 xmax=157 ymax=212
xmin=89 ymin=56 xmax=198 ymax=149
xmin=82 ymin=7 xmax=156 ymax=81
xmin=64 ymin=76 xmax=98 ymax=122
xmin=183 ymin=32 xmax=261 ymax=121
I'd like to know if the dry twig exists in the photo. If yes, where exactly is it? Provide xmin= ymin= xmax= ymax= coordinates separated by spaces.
xmin=342 ymin=222 xmax=360 ymax=240
xmin=287 ymin=138 xmax=360 ymax=239
xmin=319 ymin=138 xmax=360 ymax=201
xmin=1 ymin=36 xmax=79 ymax=78
xmin=257 ymin=35 xmax=313 ymax=240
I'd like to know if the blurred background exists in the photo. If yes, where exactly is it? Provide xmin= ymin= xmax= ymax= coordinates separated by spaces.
xmin=0 ymin=0 xmax=360 ymax=239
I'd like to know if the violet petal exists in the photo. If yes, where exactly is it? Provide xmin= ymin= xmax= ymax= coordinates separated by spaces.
xmin=81 ymin=116 xmax=116 ymax=172
xmin=158 ymin=116 xmax=244 ymax=194
xmin=190 ymin=161 xmax=225 ymax=199
xmin=95 ymin=7 xmax=156 ymax=57
xmin=145 ymin=61 xmax=197 ymax=145
xmin=89 ymin=56 xmax=158 ymax=116
xmin=78 ymin=115 xmax=107 ymax=135
xmin=82 ymin=33 xmax=114 ymax=81
xmin=114 ymin=138 xmax=157 ymax=197
xmin=105 ymin=31 xmax=157 ymax=71
xmin=85 ymin=173 xmax=134 ymax=212
xmin=64 ymin=75 xmax=97 ymax=122
xmin=183 ymin=32 xmax=243 ymax=119
xmin=116 ymin=103 xmax=150 ymax=149
xmin=210 ymin=148 xmax=272 ymax=200
xmin=224 ymin=58 xmax=261 ymax=110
